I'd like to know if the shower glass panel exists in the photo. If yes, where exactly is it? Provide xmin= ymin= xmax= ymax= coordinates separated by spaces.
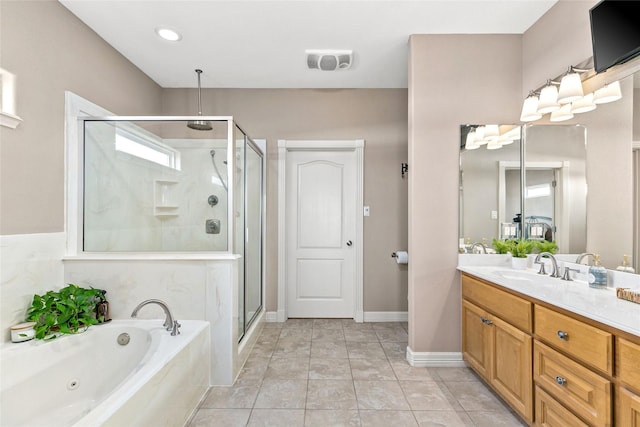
xmin=245 ymin=141 xmax=263 ymax=332
xmin=234 ymin=126 xmax=246 ymax=340
xmin=83 ymin=118 xmax=232 ymax=252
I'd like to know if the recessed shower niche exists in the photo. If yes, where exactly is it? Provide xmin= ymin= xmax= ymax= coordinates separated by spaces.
xmin=153 ymin=179 xmax=179 ymax=217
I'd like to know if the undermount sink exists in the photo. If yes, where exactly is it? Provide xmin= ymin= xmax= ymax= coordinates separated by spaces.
xmin=491 ymin=269 xmax=539 ymax=282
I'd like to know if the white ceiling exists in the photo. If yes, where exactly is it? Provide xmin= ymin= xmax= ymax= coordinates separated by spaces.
xmin=59 ymin=0 xmax=557 ymax=89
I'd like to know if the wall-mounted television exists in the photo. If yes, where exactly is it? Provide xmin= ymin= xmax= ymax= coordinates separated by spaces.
xmin=590 ymin=0 xmax=640 ymax=73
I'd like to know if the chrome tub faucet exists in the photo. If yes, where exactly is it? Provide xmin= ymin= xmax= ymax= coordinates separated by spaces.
xmin=131 ymin=299 xmax=181 ymax=336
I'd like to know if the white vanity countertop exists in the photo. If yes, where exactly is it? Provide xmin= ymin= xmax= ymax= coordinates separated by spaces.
xmin=458 ymin=265 xmax=640 ymax=338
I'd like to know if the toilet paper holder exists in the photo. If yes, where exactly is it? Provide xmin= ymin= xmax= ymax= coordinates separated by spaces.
xmin=391 ymin=251 xmax=409 ymax=264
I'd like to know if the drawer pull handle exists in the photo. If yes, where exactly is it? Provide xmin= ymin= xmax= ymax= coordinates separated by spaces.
xmin=555 ymin=376 xmax=567 ymax=386
xmin=480 ymin=317 xmax=493 ymax=326
xmin=557 ymin=330 xmax=569 ymax=340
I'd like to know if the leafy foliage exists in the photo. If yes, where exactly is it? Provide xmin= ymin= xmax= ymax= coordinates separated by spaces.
xmin=510 ymin=239 xmax=535 ymax=258
xmin=26 ymin=284 xmax=106 ymax=340
xmin=534 ymin=240 xmax=558 ymax=254
xmin=492 ymin=239 xmax=535 ymax=258
xmin=492 ymin=238 xmax=512 ymax=255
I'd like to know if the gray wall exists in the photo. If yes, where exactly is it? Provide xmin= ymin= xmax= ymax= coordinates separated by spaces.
xmin=408 ymin=34 xmax=523 ymax=352
xmin=0 ymin=0 xmax=163 ymax=235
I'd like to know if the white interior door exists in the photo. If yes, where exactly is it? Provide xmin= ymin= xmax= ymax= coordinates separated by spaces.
xmin=281 ymin=142 xmax=362 ymax=319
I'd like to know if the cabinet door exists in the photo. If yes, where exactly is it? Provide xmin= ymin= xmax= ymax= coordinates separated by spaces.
xmin=491 ymin=315 xmax=533 ymax=422
xmin=618 ymin=387 xmax=640 ymax=427
xmin=462 ymin=300 xmax=491 ymax=380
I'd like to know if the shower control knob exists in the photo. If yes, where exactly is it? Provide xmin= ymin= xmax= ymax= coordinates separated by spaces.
xmin=346 ymin=240 xmax=353 ymax=247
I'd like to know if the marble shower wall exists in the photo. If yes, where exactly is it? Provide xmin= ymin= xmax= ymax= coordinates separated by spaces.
xmin=84 ymin=122 xmax=229 ymax=252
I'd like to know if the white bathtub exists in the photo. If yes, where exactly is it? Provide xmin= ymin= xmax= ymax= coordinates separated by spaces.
xmin=0 ymin=319 xmax=210 ymax=427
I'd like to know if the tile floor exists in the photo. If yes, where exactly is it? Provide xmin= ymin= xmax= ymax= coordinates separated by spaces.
xmin=188 ymin=319 xmax=526 ymax=427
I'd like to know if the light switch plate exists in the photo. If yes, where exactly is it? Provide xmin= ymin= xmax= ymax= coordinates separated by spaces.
xmin=490 ymin=210 xmax=498 ymax=220
xmin=363 ymin=206 xmax=370 ymax=217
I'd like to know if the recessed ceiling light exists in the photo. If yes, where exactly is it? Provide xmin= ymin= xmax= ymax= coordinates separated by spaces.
xmin=155 ymin=27 xmax=182 ymax=42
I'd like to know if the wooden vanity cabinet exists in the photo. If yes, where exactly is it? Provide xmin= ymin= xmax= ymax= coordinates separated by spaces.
xmin=461 ymin=271 xmax=640 ymax=427
xmin=462 ymin=274 xmax=533 ymax=422
xmin=616 ymin=338 xmax=640 ymax=427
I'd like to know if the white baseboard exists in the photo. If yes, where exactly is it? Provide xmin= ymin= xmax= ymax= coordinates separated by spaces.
xmin=406 ymin=347 xmax=466 ymax=367
xmin=363 ymin=311 xmax=408 ymax=322
xmin=265 ymin=310 xmax=408 ymax=323
xmin=265 ymin=311 xmax=279 ymax=322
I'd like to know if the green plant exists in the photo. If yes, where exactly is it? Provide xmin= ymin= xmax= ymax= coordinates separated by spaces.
xmin=492 ymin=238 xmax=535 ymax=258
xmin=492 ymin=238 xmax=512 ymax=255
xmin=26 ymin=284 xmax=106 ymax=340
xmin=535 ymin=240 xmax=558 ymax=254
xmin=510 ymin=239 xmax=535 ymax=258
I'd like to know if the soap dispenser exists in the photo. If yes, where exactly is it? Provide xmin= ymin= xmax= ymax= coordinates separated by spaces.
xmin=616 ymin=255 xmax=636 ymax=273
xmin=588 ymin=254 xmax=608 ymax=289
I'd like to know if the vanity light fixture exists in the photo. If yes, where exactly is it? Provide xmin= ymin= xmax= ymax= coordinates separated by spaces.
xmin=474 ymin=126 xmax=488 ymax=145
xmin=465 ymin=130 xmax=480 ymax=150
xmin=520 ymin=92 xmax=543 ymax=122
xmin=593 ymin=80 xmax=622 ymax=104
xmin=571 ymin=93 xmax=597 ymax=114
xmin=155 ymin=27 xmax=182 ymax=42
xmin=486 ymin=139 xmax=502 ymax=150
xmin=483 ymin=124 xmax=500 ymax=142
xmin=537 ymin=80 xmax=560 ymax=114
xmin=557 ymin=66 xmax=590 ymax=104
xmin=498 ymin=127 xmax=518 ymax=145
xmin=549 ymin=103 xmax=574 ymax=122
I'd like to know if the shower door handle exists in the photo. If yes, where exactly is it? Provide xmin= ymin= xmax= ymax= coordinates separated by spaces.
xmin=346 ymin=240 xmax=353 ymax=247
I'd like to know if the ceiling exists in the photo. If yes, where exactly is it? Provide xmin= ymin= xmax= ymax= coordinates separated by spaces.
xmin=59 ymin=0 xmax=557 ymax=89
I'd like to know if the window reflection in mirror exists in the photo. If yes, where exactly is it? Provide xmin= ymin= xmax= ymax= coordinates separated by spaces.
xmin=523 ymin=125 xmax=587 ymax=254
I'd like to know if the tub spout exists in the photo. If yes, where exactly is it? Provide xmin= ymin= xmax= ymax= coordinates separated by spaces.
xmin=131 ymin=299 xmax=180 ymax=335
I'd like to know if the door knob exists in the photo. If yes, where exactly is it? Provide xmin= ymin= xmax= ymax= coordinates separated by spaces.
xmin=346 ymin=240 xmax=353 ymax=246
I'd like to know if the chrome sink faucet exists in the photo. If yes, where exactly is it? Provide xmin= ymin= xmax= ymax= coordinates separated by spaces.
xmin=470 ymin=242 xmax=487 ymax=254
xmin=131 ymin=299 xmax=181 ymax=336
xmin=576 ymin=252 xmax=596 ymax=265
xmin=534 ymin=252 xmax=561 ymax=278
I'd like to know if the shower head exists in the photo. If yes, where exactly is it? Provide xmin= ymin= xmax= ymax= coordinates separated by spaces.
xmin=188 ymin=120 xmax=213 ymax=131
xmin=187 ymin=69 xmax=212 ymax=131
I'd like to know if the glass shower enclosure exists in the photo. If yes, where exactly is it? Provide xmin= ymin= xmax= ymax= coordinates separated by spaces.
xmin=80 ymin=116 xmax=263 ymax=340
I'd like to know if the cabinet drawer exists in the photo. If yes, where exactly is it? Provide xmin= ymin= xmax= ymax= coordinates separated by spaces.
xmin=534 ymin=341 xmax=611 ymax=427
xmin=534 ymin=305 xmax=613 ymax=374
xmin=535 ymin=386 xmax=589 ymax=427
xmin=617 ymin=337 xmax=640 ymax=392
xmin=617 ymin=386 xmax=640 ymax=427
xmin=462 ymin=274 xmax=532 ymax=333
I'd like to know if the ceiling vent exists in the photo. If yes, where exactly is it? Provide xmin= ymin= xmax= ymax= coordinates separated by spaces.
xmin=306 ymin=49 xmax=353 ymax=71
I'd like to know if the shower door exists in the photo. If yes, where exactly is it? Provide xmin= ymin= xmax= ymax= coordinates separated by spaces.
xmin=244 ymin=142 xmax=263 ymax=330
xmin=237 ymin=134 xmax=264 ymax=341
